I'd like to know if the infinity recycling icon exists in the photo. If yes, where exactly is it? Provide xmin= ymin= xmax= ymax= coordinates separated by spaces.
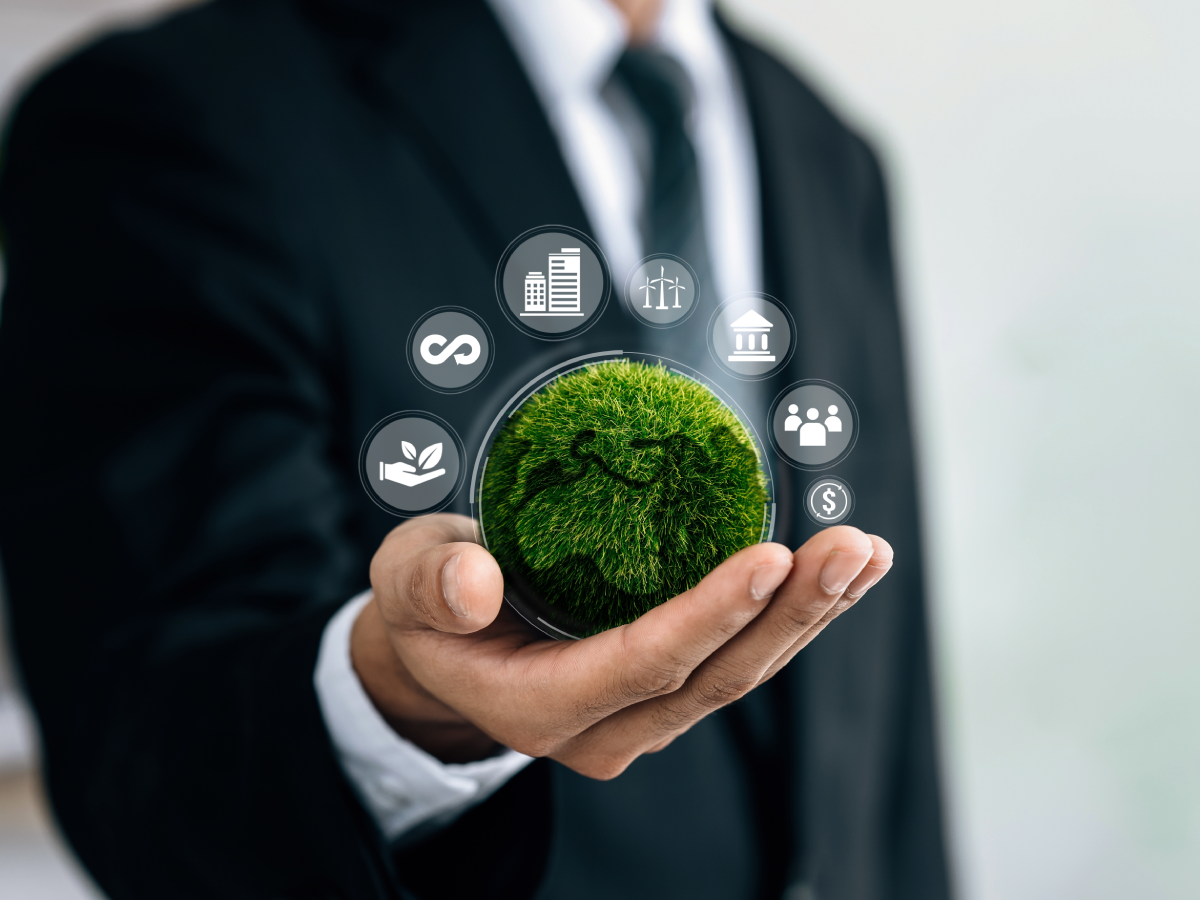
xmin=419 ymin=333 xmax=481 ymax=366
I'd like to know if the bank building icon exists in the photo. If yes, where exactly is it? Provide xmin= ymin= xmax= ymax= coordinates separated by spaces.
xmin=523 ymin=248 xmax=583 ymax=317
xmin=728 ymin=310 xmax=775 ymax=363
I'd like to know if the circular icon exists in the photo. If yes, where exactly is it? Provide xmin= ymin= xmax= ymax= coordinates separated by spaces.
xmin=769 ymin=380 xmax=858 ymax=469
xmin=407 ymin=307 xmax=493 ymax=393
xmin=495 ymin=225 xmax=610 ymax=340
xmin=804 ymin=476 xmax=854 ymax=526
xmin=624 ymin=255 xmax=700 ymax=328
xmin=360 ymin=412 xmax=465 ymax=516
xmin=707 ymin=293 xmax=795 ymax=380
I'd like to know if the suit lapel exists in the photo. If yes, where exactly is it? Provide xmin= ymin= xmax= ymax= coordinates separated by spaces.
xmin=330 ymin=0 xmax=593 ymax=258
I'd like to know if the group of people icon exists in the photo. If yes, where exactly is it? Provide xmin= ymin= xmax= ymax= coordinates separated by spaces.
xmin=784 ymin=404 xmax=842 ymax=447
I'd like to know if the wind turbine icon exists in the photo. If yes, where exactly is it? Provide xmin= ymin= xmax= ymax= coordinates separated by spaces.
xmin=666 ymin=276 xmax=686 ymax=308
xmin=650 ymin=266 xmax=670 ymax=310
xmin=637 ymin=264 xmax=688 ymax=312
xmin=638 ymin=276 xmax=655 ymax=308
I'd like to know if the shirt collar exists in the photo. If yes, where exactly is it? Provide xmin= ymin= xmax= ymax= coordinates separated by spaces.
xmin=485 ymin=0 xmax=628 ymax=105
xmin=486 ymin=0 xmax=719 ymax=105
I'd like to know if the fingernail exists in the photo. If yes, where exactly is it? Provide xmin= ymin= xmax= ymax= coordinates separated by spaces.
xmin=750 ymin=560 xmax=792 ymax=600
xmin=820 ymin=550 xmax=865 ymax=595
xmin=442 ymin=553 xmax=469 ymax=617
xmin=846 ymin=573 xmax=883 ymax=600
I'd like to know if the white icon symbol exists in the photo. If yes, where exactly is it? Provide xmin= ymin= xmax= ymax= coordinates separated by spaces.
xmin=784 ymin=404 xmax=801 ymax=432
xmin=728 ymin=310 xmax=776 ymax=363
xmin=639 ymin=266 xmax=687 ymax=311
xmin=419 ymin=333 xmax=480 ymax=366
xmin=786 ymin=403 xmax=844 ymax=447
xmin=380 ymin=441 xmax=445 ymax=487
xmin=800 ymin=408 xmax=825 ymax=446
xmin=523 ymin=248 xmax=583 ymax=317
xmin=808 ymin=480 xmax=850 ymax=522
xmin=524 ymin=272 xmax=546 ymax=312
xmin=825 ymin=405 xmax=843 ymax=433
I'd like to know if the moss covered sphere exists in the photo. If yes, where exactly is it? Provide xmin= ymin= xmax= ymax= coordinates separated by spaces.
xmin=480 ymin=360 xmax=769 ymax=636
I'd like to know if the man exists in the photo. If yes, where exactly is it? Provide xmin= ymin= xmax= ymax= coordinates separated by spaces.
xmin=0 ymin=0 xmax=950 ymax=897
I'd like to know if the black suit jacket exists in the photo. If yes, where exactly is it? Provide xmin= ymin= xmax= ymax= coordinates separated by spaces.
xmin=0 ymin=1 xmax=950 ymax=898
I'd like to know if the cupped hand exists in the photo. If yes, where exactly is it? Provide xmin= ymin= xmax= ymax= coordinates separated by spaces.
xmin=352 ymin=513 xmax=892 ymax=776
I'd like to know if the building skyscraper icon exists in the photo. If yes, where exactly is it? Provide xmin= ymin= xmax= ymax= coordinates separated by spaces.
xmin=523 ymin=248 xmax=583 ymax=317
xmin=524 ymin=272 xmax=546 ymax=312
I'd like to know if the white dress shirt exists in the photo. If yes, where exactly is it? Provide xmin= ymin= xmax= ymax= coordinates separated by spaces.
xmin=487 ymin=0 xmax=761 ymax=300
xmin=314 ymin=0 xmax=763 ymax=843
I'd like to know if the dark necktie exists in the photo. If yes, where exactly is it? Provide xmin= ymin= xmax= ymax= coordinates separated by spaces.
xmin=613 ymin=47 xmax=713 ymax=286
xmin=611 ymin=47 xmax=715 ymax=373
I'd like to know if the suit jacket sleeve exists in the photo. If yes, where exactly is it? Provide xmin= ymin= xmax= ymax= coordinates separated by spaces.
xmin=0 ymin=33 xmax=548 ymax=900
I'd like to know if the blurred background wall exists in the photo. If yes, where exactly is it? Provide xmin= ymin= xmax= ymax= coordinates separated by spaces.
xmin=1 ymin=1 xmax=1197 ymax=898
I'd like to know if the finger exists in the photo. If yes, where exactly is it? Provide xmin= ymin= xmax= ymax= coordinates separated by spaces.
xmin=526 ymin=541 xmax=794 ymax=734
xmin=563 ymin=528 xmax=875 ymax=767
xmin=844 ymin=534 xmax=894 ymax=600
xmin=369 ymin=514 xmax=504 ymax=635
xmin=755 ymin=533 xmax=894 ymax=684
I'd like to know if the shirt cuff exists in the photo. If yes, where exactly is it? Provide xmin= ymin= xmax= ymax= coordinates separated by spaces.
xmin=314 ymin=590 xmax=534 ymax=842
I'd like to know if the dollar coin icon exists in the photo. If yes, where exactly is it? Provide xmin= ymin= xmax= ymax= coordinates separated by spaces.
xmin=804 ymin=476 xmax=854 ymax=526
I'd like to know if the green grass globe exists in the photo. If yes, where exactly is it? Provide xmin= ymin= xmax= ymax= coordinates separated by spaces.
xmin=480 ymin=360 xmax=769 ymax=636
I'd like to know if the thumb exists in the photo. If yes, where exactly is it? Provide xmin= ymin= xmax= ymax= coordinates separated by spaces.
xmin=370 ymin=514 xmax=504 ymax=635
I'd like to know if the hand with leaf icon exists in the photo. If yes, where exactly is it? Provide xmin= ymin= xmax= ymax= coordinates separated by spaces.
xmin=380 ymin=441 xmax=445 ymax=487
